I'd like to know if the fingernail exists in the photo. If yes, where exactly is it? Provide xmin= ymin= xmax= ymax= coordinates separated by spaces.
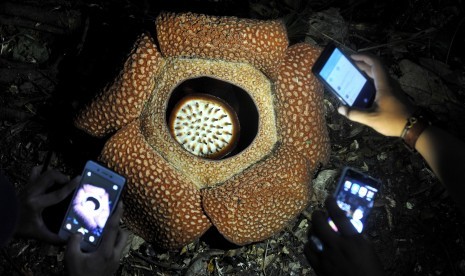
xmin=337 ymin=106 xmax=346 ymax=115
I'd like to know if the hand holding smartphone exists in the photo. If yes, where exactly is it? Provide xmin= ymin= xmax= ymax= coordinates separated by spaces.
xmin=329 ymin=167 xmax=381 ymax=233
xmin=58 ymin=161 xmax=126 ymax=252
xmin=312 ymin=43 xmax=376 ymax=109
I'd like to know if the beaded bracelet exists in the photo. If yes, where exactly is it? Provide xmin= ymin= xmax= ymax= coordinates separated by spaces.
xmin=400 ymin=109 xmax=432 ymax=151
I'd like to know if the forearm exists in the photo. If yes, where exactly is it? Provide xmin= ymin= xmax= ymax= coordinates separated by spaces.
xmin=415 ymin=126 xmax=465 ymax=215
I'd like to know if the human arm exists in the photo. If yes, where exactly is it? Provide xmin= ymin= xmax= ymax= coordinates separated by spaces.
xmin=338 ymin=54 xmax=465 ymax=215
xmin=305 ymin=197 xmax=384 ymax=276
xmin=65 ymin=202 xmax=128 ymax=276
xmin=414 ymin=126 xmax=465 ymax=214
xmin=16 ymin=166 xmax=79 ymax=244
xmin=337 ymin=54 xmax=415 ymax=137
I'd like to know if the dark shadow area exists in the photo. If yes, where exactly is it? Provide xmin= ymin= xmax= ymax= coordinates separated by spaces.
xmin=200 ymin=227 xmax=242 ymax=250
xmin=49 ymin=7 xmax=143 ymax=169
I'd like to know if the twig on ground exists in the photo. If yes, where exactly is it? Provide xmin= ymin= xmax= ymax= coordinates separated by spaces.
xmin=357 ymin=28 xmax=437 ymax=52
xmin=262 ymin=239 xmax=269 ymax=276
xmin=0 ymin=15 xmax=67 ymax=35
xmin=0 ymin=2 xmax=81 ymax=34
xmin=0 ymin=248 xmax=26 ymax=276
xmin=0 ymin=108 xmax=32 ymax=121
xmin=131 ymin=251 xmax=184 ymax=270
xmin=446 ymin=18 xmax=464 ymax=65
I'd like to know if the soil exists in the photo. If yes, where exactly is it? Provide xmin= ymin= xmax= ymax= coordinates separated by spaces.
xmin=1 ymin=0 xmax=465 ymax=275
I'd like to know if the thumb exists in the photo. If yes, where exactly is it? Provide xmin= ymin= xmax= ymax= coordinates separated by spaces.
xmin=28 ymin=166 xmax=42 ymax=183
xmin=66 ymin=234 xmax=83 ymax=258
xmin=337 ymin=106 xmax=373 ymax=126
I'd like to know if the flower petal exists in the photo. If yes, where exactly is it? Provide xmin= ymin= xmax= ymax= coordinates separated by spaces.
xmin=75 ymin=33 xmax=164 ymax=137
xmin=202 ymin=145 xmax=310 ymax=245
xmin=275 ymin=43 xmax=330 ymax=167
xmin=100 ymin=120 xmax=212 ymax=249
xmin=156 ymin=12 xmax=288 ymax=79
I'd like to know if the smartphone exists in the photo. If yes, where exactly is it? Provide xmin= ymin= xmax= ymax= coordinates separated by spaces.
xmin=312 ymin=43 xmax=376 ymax=109
xmin=329 ymin=167 xmax=381 ymax=233
xmin=58 ymin=160 xmax=126 ymax=251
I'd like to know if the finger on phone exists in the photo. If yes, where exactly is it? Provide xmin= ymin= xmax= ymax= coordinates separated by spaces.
xmin=325 ymin=197 xmax=358 ymax=236
xmin=29 ymin=166 xmax=43 ymax=183
xmin=311 ymin=211 xmax=340 ymax=245
xmin=66 ymin=233 xmax=83 ymax=257
xmin=30 ymin=170 xmax=69 ymax=195
xmin=351 ymin=54 xmax=375 ymax=66
xmin=113 ymin=228 xmax=129 ymax=260
xmin=40 ymin=151 xmax=53 ymax=174
xmin=109 ymin=201 xmax=124 ymax=224
xmin=100 ymin=202 xmax=123 ymax=257
xmin=353 ymin=61 xmax=373 ymax=78
xmin=353 ymin=54 xmax=390 ymax=85
xmin=337 ymin=105 xmax=376 ymax=127
xmin=39 ymin=176 xmax=80 ymax=207
xmin=304 ymin=243 xmax=323 ymax=274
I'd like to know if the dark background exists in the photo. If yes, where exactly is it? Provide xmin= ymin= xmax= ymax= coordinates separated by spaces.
xmin=1 ymin=0 xmax=464 ymax=275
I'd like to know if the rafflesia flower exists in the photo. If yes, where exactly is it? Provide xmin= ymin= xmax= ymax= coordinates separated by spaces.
xmin=75 ymin=12 xmax=330 ymax=250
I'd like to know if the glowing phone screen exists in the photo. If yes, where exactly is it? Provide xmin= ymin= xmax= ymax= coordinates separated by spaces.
xmin=319 ymin=48 xmax=367 ymax=106
xmin=61 ymin=170 xmax=121 ymax=245
xmin=330 ymin=177 xmax=379 ymax=233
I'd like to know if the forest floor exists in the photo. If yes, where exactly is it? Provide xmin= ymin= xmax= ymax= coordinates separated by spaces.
xmin=1 ymin=0 xmax=465 ymax=275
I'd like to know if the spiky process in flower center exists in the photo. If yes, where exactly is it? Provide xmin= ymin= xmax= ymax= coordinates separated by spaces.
xmin=169 ymin=94 xmax=240 ymax=159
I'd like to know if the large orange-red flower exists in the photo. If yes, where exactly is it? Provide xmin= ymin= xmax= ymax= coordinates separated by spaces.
xmin=75 ymin=12 xmax=330 ymax=250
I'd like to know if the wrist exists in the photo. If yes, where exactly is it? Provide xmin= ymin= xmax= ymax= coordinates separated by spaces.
xmin=400 ymin=108 xmax=432 ymax=151
xmin=387 ymin=96 xmax=416 ymax=137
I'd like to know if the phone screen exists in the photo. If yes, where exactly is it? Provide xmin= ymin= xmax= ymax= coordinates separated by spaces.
xmin=329 ymin=168 xmax=380 ymax=233
xmin=60 ymin=163 xmax=124 ymax=247
xmin=312 ymin=44 xmax=376 ymax=108
xmin=318 ymin=48 xmax=368 ymax=106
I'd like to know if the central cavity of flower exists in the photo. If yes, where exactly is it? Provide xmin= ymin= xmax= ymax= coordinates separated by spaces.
xmin=169 ymin=94 xmax=240 ymax=159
